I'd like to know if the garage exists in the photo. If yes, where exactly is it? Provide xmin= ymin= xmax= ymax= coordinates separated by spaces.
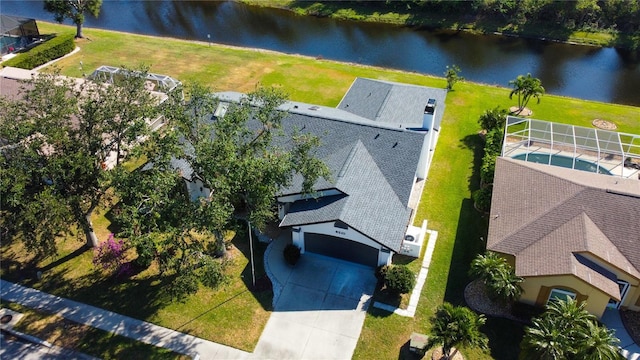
xmin=304 ymin=233 xmax=379 ymax=267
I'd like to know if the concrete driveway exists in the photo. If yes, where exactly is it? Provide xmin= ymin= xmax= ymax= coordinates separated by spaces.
xmin=255 ymin=249 xmax=377 ymax=360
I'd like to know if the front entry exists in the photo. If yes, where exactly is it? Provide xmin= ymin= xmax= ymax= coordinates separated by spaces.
xmin=304 ymin=233 xmax=378 ymax=267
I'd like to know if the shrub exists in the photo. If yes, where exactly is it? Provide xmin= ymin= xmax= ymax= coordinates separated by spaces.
xmin=283 ymin=243 xmax=301 ymax=265
xmin=133 ymin=236 xmax=156 ymax=269
xmin=198 ymin=257 xmax=228 ymax=289
xmin=2 ymin=33 xmax=75 ymax=70
xmin=478 ymin=106 xmax=508 ymax=131
xmin=480 ymin=126 xmax=504 ymax=185
xmin=168 ymin=273 xmax=200 ymax=301
xmin=384 ymin=265 xmax=415 ymax=294
xmin=472 ymin=186 xmax=492 ymax=213
xmin=93 ymin=233 xmax=127 ymax=275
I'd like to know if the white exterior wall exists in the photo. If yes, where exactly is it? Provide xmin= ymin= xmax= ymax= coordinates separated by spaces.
xmin=291 ymin=222 xmax=393 ymax=266
xmin=416 ymin=132 xmax=431 ymax=179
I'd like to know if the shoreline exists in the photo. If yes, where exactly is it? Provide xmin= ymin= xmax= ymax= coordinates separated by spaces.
xmin=243 ymin=0 xmax=633 ymax=51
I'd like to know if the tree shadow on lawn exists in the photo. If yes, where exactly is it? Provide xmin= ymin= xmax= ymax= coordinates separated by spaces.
xmin=230 ymin=229 xmax=274 ymax=312
xmin=30 ymin=266 xmax=172 ymax=322
xmin=460 ymin=133 xmax=484 ymax=194
xmin=441 ymin=133 xmax=488 ymax=305
xmin=443 ymin=198 xmax=487 ymax=306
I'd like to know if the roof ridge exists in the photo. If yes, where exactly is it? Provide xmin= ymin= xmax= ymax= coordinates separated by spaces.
xmin=494 ymin=187 xmax=589 ymax=253
xmin=338 ymin=140 xmax=362 ymax=179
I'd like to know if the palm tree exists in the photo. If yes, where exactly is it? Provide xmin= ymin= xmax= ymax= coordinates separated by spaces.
xmin=575 ymin=321 xmax=622 ymax=360
xmin=429 ymin=302 xmax=489 ymax=360
xmin=521 ymin=315 xmax=573 ymax=360
xmin=521 ymin=299 xmax=622 ymax=360
xmin=509 ymin=73 xmax=545 ymax=113
xmin=469 ymin=252 xmax=523 ymax=304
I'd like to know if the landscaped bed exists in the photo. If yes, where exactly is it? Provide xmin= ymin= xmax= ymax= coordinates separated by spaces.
xmin=2 ymin=21 xmax=639 ymax=360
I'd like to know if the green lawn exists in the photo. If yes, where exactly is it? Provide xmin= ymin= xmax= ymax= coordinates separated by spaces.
xmin=3 ymin=22 xmax=639 ymax=359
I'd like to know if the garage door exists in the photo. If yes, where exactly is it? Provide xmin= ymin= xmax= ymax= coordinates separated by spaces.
xmin=304 ymin=233 xmax=378 ymax=267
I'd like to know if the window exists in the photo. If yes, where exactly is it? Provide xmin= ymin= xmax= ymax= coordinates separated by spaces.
xmin=607 ymin=280 xmax=630 ymax=309
xmin=547 ymin=288 xmax=576 ymax=304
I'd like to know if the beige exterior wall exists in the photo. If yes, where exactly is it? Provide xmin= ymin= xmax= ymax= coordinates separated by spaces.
xmin=520 ymin=275 xmax=612 ymax=320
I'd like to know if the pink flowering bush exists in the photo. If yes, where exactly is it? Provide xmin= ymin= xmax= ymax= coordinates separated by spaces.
xmin=93 ymin=234 xmax=127 ymax=275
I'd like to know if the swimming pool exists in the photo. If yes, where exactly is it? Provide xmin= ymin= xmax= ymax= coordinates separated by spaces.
xmin=512 ymin=153 xmax=612 ymax=175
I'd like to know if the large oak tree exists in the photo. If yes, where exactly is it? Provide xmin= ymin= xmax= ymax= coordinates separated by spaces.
xmin=111 ymin=83 xmax=330 ymax=299
xmin=0 ymin=68 xmax=158 ymax=256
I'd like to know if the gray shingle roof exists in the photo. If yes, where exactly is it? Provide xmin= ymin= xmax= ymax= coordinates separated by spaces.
xmin=280 ymin=139 xmax=415 ymax=251
xmin=337 ymin=78 xmax=447 ymax=130
xmin=487 ymin=157 xmax=640 ymax=299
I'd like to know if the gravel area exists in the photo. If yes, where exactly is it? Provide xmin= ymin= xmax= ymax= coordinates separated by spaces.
xmin=464 ymin=280 xmax=522 ymax=321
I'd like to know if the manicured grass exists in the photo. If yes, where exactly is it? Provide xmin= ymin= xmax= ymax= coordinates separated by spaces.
xmin=3 ymin=22 xmax=640 ymax=359
xmin=0 ymin=231 xmax=272 ymax=352
xmin=1 ymin=301 xmax=189 ymax=359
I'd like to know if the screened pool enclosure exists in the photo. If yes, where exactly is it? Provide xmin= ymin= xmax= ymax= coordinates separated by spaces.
xmin=1 ymin=15 xmax=40 ymax=55
xmin=90 ymin=65 xmax=182 ymax=93
xmin=502 ymin=117 xmax=640 ymax=179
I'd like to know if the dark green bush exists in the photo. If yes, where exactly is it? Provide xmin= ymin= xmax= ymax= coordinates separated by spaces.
xmin=3 ymin=33 xmax=75 ymax=70
xmin=384 ymin=265 xmax=415 ymax=294
xmin=478 ymin=107 xmax=508 ymax=131
xmin=472 ymin=186 xmax=493 ymax=213
xmin=283 ymin=243 xmax=301 ymax=266
xmin=480 ymin=126 xmax=504 ymax=185
xmin=198 ymin=258 xmax=227 ymax=289
xmin=133 ymin=236 xmax=156 ymax=269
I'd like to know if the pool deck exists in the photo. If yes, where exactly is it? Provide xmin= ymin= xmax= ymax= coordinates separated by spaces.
xmin=504 ymin=141 xmax=640 ymax=179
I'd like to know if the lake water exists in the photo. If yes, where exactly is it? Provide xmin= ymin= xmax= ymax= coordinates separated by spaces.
xmin=3 ymin=0 xmax=640 ymax=106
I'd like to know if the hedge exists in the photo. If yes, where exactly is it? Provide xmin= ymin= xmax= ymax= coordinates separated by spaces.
xmin=2 ymin=33 xmax=75 ymax=70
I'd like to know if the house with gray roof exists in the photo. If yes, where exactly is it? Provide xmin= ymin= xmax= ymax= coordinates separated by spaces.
xmin=201 ymin=78 xmax=446 ymax=267
xmin=487 ymin=156 xmax=640 ymax=319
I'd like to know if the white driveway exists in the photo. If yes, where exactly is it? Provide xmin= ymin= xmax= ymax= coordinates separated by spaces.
xmin=254 ymin=253 xmax=377 ymax=360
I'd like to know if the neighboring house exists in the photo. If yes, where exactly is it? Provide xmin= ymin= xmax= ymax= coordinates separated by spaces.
xmin=1 ymin=14 xmax=40 ymax=57
xmin=0 ymin=66 xmax=178 ymax=169
xmin=187 ymin=78 xmax=447 ymax=267
xmin=487 ymin=119 xmax=640 ymax=319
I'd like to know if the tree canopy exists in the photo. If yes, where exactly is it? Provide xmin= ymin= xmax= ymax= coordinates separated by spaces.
xmin=509 ymin=73 xmax=545 ymax=113
xmin=521 ymin=298 xmax=621 ymax=360
xmin=44 ymin=0 xmax=103 ymax=38
xmin=110 ymin=83 xmax=330 ymax=300
xmin=0 ymin=68 xmax=158 ymax=256
xmin=469 ymin=251 xmax=523 ymax=305
xmin=429 ymin=302 xmax=489 ymax=359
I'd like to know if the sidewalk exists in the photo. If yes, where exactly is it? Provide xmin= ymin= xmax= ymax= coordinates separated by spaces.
xmin=0 ymin=279 xmax=251 ymax=359
xmin=601 ymin=308 xmax=640 ymax=360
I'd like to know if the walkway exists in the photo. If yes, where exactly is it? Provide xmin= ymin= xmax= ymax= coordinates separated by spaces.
xmin=601 ymin=309 xmax=640 ymax=360
xmin=373 ymin=227 xmax=438 ymax=317
xmin=0 ymin=279 xmax=250 ymax=359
